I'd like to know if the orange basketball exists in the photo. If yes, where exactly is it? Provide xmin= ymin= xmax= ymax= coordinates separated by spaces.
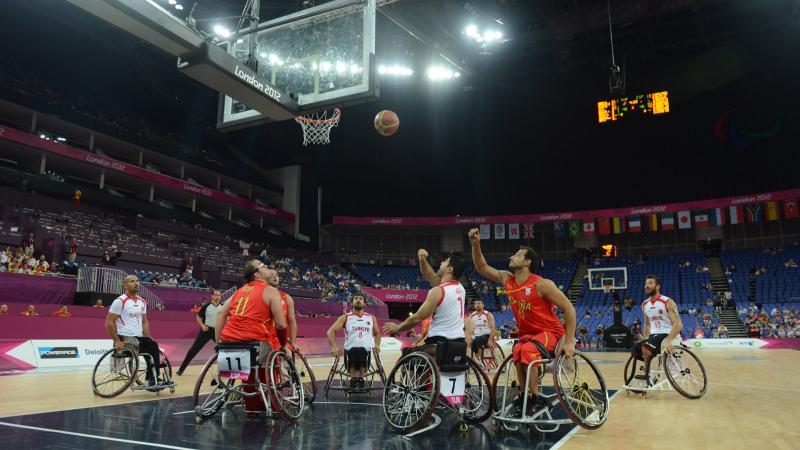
xmin=374 ymin=110 xmax=400 ymax=136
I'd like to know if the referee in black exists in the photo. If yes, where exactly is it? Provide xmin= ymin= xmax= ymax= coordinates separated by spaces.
xmin=177 ymin=289 xmax=224 ymax=376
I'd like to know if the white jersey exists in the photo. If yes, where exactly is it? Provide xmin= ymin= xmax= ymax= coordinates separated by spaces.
xmin=642 ymin=294 xmax=674 ymax=335
xmin=343 ymin=312 xmax=375 ymax=350
xmin=109 ymin=294 xmax=147 ymax=337
xmin=427 ymin=281 xmax=466 ymax=340
xmin=469 ymin=310 xmax=492 ymax=337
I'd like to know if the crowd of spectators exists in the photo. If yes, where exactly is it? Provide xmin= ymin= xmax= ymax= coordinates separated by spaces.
xmin=742 ymin=303 xmax=800 ymax=338
xmin=0 ymin=303 xmax=73 ymax=317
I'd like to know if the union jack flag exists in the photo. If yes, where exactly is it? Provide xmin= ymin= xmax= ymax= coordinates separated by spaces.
xmin=522 ymin=223 xmax=534 ymax=239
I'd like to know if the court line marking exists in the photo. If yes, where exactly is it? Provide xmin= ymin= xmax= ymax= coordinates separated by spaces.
xmin=0 ymin=421 xmax=197 ymax=449
xmin=550 ymin=390 xmax=622 ymax=450
xmin=171 ymin=400 xmax=383 ymax=415
xmin=0 ymin=396 xmax=193 ymax=420
xmin=713 ymin=382 xmax=800 ymax=393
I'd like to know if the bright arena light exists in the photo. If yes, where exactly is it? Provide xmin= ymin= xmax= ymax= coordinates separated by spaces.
xmin=378 ymin=65 xmax=413 ymax=76
xmin=426 ymin=66 xmax=460 ymax=81
xmin=213 ymin=25 xmax=231 ymax=38
xmin=465 ymin=24 xmax=504 ymax=44
xmin=175 ymin=4 xmax=184 ymax=10
xmin=168 ymin=0 xmax=177 ymax=4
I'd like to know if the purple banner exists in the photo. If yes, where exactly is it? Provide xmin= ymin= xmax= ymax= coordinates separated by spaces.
xmin=363 ymin=288 xmax=427 ymax=303
xmin=0 ymin=126 xmax=294 ymax=221
xmin=333 ymin=188 xmax=800 ymax=227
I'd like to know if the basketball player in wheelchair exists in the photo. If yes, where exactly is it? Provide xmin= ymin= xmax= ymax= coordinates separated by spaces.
xmin=325 ymin=293 xmax=386 ymax=399
xmin=467 ymin=298 xmax=504 ymax=371
xmin=469 ymin=229 xmax=610 ymax=432
xmin=623 ymin=275 xmax=708 ymax=399
xmin=92 ymin=275 xmax=176 ymax=398
xmin=381 ymin=254 xmax=494 ymax=434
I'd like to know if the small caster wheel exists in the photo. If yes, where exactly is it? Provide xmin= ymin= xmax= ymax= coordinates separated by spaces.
xmin=170 ymin=387 xmax=176 ymax=394
xmin=266 ymin=418 xmax=275 ymax=427
xmin=344 ymin=392 xmax=350 ymax=400
xmin=194 ymin=415 xmax=202 ymax=425
xmin=458 ymin=422 xmax=469 ymax=432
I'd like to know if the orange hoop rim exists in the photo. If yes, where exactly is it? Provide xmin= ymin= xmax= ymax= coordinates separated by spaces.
xmin=295 ymin=107 xmax=341 ymax=124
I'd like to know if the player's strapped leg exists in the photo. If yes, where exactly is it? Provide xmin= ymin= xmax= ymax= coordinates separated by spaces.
xmin=512 ymin=332 xmax=559 ymax=405
xmin=136 ymin=336 xmax=161 ymax=382
xmin=471 ymin=334 xmax=490 ymax=356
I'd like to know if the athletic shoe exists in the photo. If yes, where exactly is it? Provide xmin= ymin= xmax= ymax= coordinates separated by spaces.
xmin=349 ymin=378 xmax=357 ymax=389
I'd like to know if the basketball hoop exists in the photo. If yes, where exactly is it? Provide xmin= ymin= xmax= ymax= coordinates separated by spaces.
xmin=294 ymin=108 xmax=341 ymax=145
xmin=602 ymin=284 xmax=613 ymax=294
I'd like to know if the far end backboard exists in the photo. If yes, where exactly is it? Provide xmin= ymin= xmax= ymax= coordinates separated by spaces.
xmin=218 ymin=0 xmax=378 ymax=130
xmin=587 ymin=267 xmax=628 ymax=291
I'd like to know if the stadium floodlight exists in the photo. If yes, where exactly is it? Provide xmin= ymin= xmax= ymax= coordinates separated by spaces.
xmin=465 ymin=24 xmax=478 ymax=38
xmin=335 ymin=61 xmax=347 ymax=74
xmin=350 ymin=64 xmax=362 ymax=74
xmin=465 ymin=23 xmax=504 ymax=44
xmin=213 ymin=25 xmax=231 ymax=38
xmin=236 ymin=39 xmax=243 ymax=44
xmin=378 ymin=65 xmax=413 ymax=76
xmin=175 ymin=4 xmax=183 ymax=10
xmin=426 ymin=66 xmax=459 ymax=81
xmin=168 ymin=0 xmax=177 ymax=4
xmin=320 ymin=61 xmax=332 ymax=72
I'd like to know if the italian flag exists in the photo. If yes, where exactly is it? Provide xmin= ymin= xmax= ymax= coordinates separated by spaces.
xmin=661 ymin=212 xmax=675 ymax=230
xmin=729 ymin=205 xmax=744 ymax=224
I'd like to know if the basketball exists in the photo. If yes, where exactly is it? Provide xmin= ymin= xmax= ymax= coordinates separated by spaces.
xmin=374 ymin=110 xmax=400 ymax=136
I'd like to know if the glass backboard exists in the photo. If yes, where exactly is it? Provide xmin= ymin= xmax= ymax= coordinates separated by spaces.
xmin=587 ymin=267 xmax=628 ymax=291
xmin=219 ymin=0 xmax=377 ymax=130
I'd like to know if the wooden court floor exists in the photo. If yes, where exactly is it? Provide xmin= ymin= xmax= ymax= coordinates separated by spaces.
xmin=1 ymin=348 xmax=798 ymax=449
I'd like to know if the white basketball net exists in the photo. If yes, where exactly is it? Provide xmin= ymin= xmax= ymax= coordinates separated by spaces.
xmin=294 ymin=108 xmax=341 ymax=145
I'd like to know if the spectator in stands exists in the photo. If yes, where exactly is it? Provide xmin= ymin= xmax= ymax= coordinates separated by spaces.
xmin=25 ymin=254 xmax=36 ymax=274
xmin=594 ymin=310 xmax=603 ymax=318
xmin=577 ymin=326 xmax=589 ymax=348
xmin=19 ymin=304 xmax=38 ymax=316
xmin=631 ymin=322 xmax=642 ymax=340
xmin=624 ymin=297 xmax=634 ymax=311
xmin=718 ymin=323 xmax=729 ymax=338
xmin=583 ymin=310 xmax=592 ymax=320
xmin=34 ymin=255 xmax=49 ymax=276
xmin=53 ymin=305 xmax=72 ymax=318
xmin=0 ymin=304 xmax=7 ymax=315
xmin=190 ymin=304 xmax=201 ymax=313
xmin=595 ymin=324 xmax=605 ymax=348
xmin=152 ymin=274 xmax=163 ymax=285
xmin=785 ymin=258 xmax=798 ymax=268
xmin=180 ymin=256 xmax=194 ymax=280
xmin=706 ymin=298 xmax=714 ymax=308
xmin=93 ymin=299 xmax=105 ymax=308
xmin=22 ymin=232 xmax=35 ymax=256
xmin=67 ymin=238 xmax=77 ymax=263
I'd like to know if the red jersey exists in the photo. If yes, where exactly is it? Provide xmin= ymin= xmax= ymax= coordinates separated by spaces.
xmin=219 ymin=280 xmax=273 ymax=342
xmin=504 ymin=274 xmax=565 ymax=338
xmin=267 ymin=291 xmax=291 ymax=349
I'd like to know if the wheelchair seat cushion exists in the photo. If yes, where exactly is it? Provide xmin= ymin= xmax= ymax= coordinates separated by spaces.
xmin=435 ymin=340 xmax=468 ymax=373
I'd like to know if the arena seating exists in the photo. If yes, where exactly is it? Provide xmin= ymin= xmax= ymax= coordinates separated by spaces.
xmin=720 ymin=246 xmax=800 ymax=303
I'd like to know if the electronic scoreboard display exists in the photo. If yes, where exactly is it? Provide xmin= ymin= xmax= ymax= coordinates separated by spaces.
xmin=597 ymin=91 xmax=670 ymax=123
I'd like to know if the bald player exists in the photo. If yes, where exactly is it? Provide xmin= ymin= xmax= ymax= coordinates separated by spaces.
xmin=105 ymin=275 xmax=163 ymax=387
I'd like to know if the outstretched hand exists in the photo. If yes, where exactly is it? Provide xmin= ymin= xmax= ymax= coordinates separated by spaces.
xmin=468 ymin=228 xmax=480 ymax=243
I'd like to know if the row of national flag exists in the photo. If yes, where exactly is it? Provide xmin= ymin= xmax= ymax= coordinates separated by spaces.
xmin=474 ymin=200 xmax=799 ymax=239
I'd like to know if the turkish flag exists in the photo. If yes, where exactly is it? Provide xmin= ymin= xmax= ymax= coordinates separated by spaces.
xmin=784 ymin=199 xmax=799 ymax=219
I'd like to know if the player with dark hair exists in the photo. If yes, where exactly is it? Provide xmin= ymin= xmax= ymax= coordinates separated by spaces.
xmin=468 ymin=298 xmax=497 ymax=360
xmin=384 ymin=252 xmax=474 ymax=349
xmin=631 ymin=275 xmax=683 ymax=384
xmin=468 ymin=229 xmax=576 ymax=415
xmin=327 ymin=293 xmax=381 ymax=388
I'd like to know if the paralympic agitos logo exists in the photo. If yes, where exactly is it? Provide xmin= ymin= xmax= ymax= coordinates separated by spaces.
xmin=714 ymin=108 xmax=780 ymax=148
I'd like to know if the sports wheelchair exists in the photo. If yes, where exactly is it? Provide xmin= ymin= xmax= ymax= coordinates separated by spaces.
xmin=623 ymin=340 xmax=707 ymax=399
xmin=491 ymin=337 xmax=609 ymax=433
xmin=91 ymin=339 xmax=176 ymax=398
xmin=382 ymin=340 xmax=494 ymax=435
xmin=192 ymin=342 xmax=305 ymax=427
xmin=472 ymin=340 xmax=506 ymax=372
xmin=325 ymin=348 xmax=386 ymax=400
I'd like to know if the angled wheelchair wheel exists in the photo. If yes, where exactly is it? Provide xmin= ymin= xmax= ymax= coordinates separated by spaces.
xmin=623 ymin=354 xmax=649 ymax=393
xmin=490 ymin=353 xmax=520 ymax=417
xmin=324 ymin=350 xmax=343 ymax=399
xmin=481 ymin=345 xmax=505 ymax=371
xmin=553 ymin=352 xmax=609 ymax=430
xmin=193 ymin=354 xmax=236 ymax=421
xmin=664 ymin=346 xmax=707 ymax=399
xmin=268 ymin=350 xmax=305 ymax=421
xmin=372 ymin=348 xmax=387 ymax=387
xmin=292 ymin=348 xmax=317 ymax=405
xmin=92 ymin=348 xmax=138 ymax=398
xmin=462 ymin=356 xmax=494 ymax=423
xmin=383 ymin=351 xmax=440 ymax=433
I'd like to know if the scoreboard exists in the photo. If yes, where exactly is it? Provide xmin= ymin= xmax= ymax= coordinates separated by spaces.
xmin=597 ymin=91 xmax=670 ymax=123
